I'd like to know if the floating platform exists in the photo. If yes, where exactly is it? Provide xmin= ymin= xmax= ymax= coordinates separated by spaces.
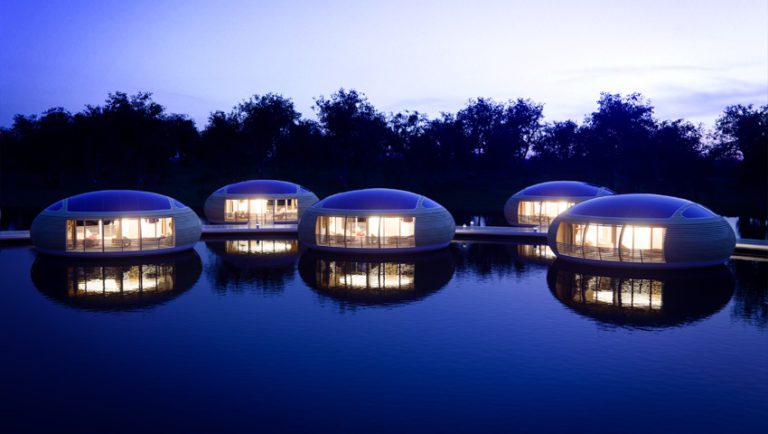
xmin=454 ymin=225 xmax=546 ymax=239
xmin=0 ymin=230 xmax=30 ymax=242
xmin=1 ymin=226 xmax=767 ymax=259
xmin=201 ymin=223 xmax=298 ymax=235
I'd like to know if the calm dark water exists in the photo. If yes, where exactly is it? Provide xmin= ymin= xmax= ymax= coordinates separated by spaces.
xmin=1 ymin=239 xmax=766 ymax=433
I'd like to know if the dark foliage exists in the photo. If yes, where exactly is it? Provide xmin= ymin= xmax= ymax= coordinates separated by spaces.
xmin=1 ymin=90 xmax=766 ymax=228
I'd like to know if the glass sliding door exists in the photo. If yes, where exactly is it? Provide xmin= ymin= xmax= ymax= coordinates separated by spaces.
xmin=557 ymin=222 xmax=665 ymax=263
xmin=249 ymin=198 xmax=269 ymax=224
xmin=316 ymin=215 xmax=416 ymax=249
xmin=519 ymin=200 xmax=574 ymax=227
xmin=121 ymin=218 xmax=140 ymax=251
xmin=83 ymin=220 xmax=102 ymax=252
xmin=226 ymin=197 xmax=298 ymax=224
xmin=102 ymin=219 xmax=122 ymax=252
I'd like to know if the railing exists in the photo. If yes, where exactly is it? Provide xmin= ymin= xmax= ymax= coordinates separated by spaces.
xmin=557 ymin=242 xmax=664 ymax=263
xmin=316 ymin=234 xmax=415 ymax=249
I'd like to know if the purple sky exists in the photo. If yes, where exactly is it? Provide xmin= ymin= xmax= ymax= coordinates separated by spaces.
xmin=1 ymin=0 xmax=766 ymax=129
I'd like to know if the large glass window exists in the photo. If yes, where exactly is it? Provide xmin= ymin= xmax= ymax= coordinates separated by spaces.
xmin=518 ymin=200 xmax=575 ymax=227
xmin=556 ymin=222 xmax=666 ymax=263
xmin=315 ymin=215 xmax=416 ymax=249
xmin=122 ymin=218 xmax=141 ymax=252
xmin=102 ymin=219 xmax=122 ymax=252
xmin=225 ymin=198 xmax=298 ymax=223
xmin=65 ymin=217 xmax=175 ymax=253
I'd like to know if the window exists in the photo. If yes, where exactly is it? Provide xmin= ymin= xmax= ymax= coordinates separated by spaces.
xmin=556 ymin=222 xmax=666 ymax=263
xmin=225 ymin=198 xmax=298 ymax=223
xmin=518 ymin=200 xmax=574 ymax=227
xmin=65 ymin=217 xmax=175 ymax=253
xmin=316 ymin=215 xmax=416 ymax=249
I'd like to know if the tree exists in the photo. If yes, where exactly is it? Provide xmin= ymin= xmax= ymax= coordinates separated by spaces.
xmin=581 ymin=93 xmax=657 ymax=189
xmin=314 ymin=89 xmax=392 ymax=185
xmin=711 ymin=104 xmax=768 ymax=215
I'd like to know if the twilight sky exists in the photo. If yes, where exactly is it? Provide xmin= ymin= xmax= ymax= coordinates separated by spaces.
xmin=1 ymin=0 xmax=766 ymax=129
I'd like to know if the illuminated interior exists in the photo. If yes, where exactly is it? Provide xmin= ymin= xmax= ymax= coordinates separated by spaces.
xmin=518 ymin=200 xmax=575 ymax=227
xmin=565 ymin=273 xmax=663 ymax=310
xmin=556 ymin=222 xmax=665 ymax=263
xmin=225 ymin=239 xmax=298 ymax=255
xmin=66 ymin=217 xmax=174 ymax=253
xmin=315 ymin=215 xmax=416 ymax=249
xmin=316 ymin=260 xmax=415 ymax=290
xmin=66 ymin=264 xmax=175 ymax=295
xmin=224 ymin=198 xmax=297 ymax=223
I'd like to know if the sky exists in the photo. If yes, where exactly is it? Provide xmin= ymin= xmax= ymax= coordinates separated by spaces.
xmin=1 ymin=0 xmax=766 ymax=129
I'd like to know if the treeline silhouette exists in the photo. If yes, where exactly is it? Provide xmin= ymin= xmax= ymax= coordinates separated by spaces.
xmin=0 ymin=89 xmax=765 ymax=228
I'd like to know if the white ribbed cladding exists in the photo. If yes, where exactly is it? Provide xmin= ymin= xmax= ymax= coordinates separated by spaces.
xmin=504 ymin=181 xmax=614 ymax=226
xmin=31 ymin=192 xmax=201 ymax=257
xmin=298 ymin=191 xmax=455 ymax=253
xmin=203 ymin=180 xmax=319 ymax=224
xmin=546 ymin=195 xmax=736 ymax=269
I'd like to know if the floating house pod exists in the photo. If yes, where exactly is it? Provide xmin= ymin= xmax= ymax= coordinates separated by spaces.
xmin=31 ymin=250 xmax=202 ymax=311
xmin=547 ymin=260 xmax=734 ymax=328
xmin=31 ymin=190 xmax=201 ymax=257
xmin=297 ymin=188 xmax=455 ymax=253
xmin=547 ymin=194 xmax=736 ymax=269
xmin=298 ymin=249 xmax=455 ymax=307
xmin=504 ymin=181 xmax=614 ymax=228
xmin=204 ymin=180 xmax=319 ymax=224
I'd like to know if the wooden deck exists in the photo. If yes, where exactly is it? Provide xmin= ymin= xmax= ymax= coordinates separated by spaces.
xmin=1 ymin=225 xmax=767 ymax=258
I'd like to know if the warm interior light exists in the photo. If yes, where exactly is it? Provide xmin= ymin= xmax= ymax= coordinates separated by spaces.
xmin=249 ymin=198 xmax=268 ymax=214
xmin=225 ymin=239 xmax=297 ymax=254
xmin=70 ymin=265 xmax=173 ymax=295
xmin=329 ymin=262 xmax=415 ymax=290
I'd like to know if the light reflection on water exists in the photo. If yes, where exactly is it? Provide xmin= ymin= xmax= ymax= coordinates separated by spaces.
xmin=1 ymin=238 xmax=765 ymax=433
xmin=298 ymin=249 xmax=455 ymax=308
xmin=30 ymin=250 xmax=202 ymax=311
xmin=547 ymin=260 xmax=734 ymax=328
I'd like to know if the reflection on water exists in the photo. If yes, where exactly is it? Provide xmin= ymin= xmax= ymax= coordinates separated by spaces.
xmin=31 ymin=250 xmax=202 ymax=311
xmin=298 ymin=249 xmax=455 ymax=307
xmin=452 ymin=242 xmax=552 ymax=279
xmin=516 ymin=244 xmax=556 ymax=264
xmin=225 ymin=239 xmax=298 ymax=255
xmin=730 ymin=260 xmax=768 ymax=328
xmin=68 ymin=263 xmax=176 ymax=294
xmin=547 ymin=260 xmax=734 ymax=328
xmin=205 ymin=237 xmax=300 ymax=294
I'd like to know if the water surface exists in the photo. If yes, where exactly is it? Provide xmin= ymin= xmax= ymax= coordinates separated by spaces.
xmin=1 ymin=239 xmax=766 ymax=433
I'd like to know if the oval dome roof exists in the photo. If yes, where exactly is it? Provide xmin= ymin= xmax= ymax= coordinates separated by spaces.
xmin=318 ymin=188 xmax=434 ymax=210
xmin=222 ymin=180 xmax=303 ymax=195
xmin=516 ymin=181 xmax=614 ymax=197
xmin=57 ymin=190 xmax=182 ymax=213
xmin=566 ymin=194 xmax=698 ymax=219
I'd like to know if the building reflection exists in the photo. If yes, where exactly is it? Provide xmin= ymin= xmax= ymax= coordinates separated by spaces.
xmin=204 ymin=237 xmax=300 ymax=293
xmin=547 ymin=260 xmax=734 ymax=328
xmin=31 ymin=250 xmax=202 ymax=311
xmin=515 ymin=244 xmax=556 ymax=265
xmin=298 ymin=249 xmax=455 ymax=307
xmin=451 ymin=242 xmax=553 ymax=279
